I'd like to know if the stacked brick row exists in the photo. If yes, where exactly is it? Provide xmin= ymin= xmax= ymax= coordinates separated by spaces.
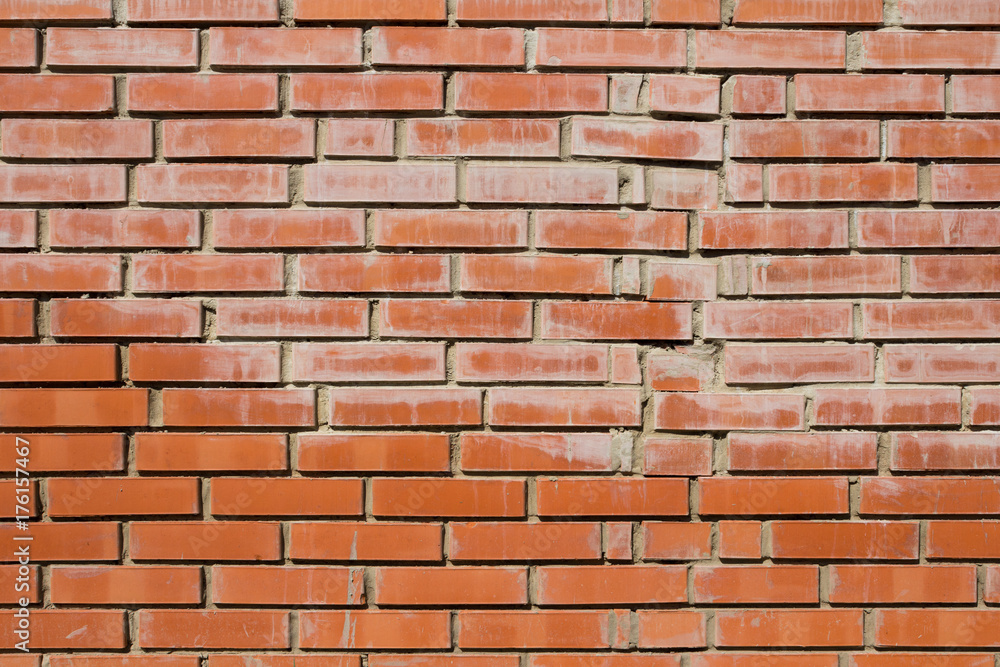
xmin=3 ymin=0 xmax=1000 ymax=663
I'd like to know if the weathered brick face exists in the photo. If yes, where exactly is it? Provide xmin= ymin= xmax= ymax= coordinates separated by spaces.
xmin=1 ymin=0 xmax=999 ymax=662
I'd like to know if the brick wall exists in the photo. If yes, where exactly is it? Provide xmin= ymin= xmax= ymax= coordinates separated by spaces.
xmin=1 ymin=0 xmax=999 ymax=663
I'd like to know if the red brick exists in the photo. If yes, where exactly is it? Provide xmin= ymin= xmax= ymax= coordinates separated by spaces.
xmin=0 ymin=165 xmax=125 ymax=203
xmin=326 ymin=119 xmax=395 ymax=157
xmin=542 ymin=302 xmax=692 ymax=341
xmin=647 ymin=261 xmax=717 ymax=301
xmin=373 ymin=478 xmax=523 ymax=518
xmin=135 ymin=433 xmax=288 ymax=473
xmin=457 ymin=0 xmax=607 ymax=23
xmin=1 ymin=0 xmax=110 ymax=21
xmin=537 ymin=565 xmax=686 ymax=606
xmin=899 ymin=0 xmax=1000 ymax=25
xmin=794 ymin=73 xmax=944 ymax=113
xmin=298 ymin=433 xmax=450 ymax=473
xmin=656 ymin=392 xmax=805 ymax=432
xmin=461 ymin=255 xmax=611 ymax=295
xmin=771 ymin=521 xmax=919 ymax=560
xmin=649 ymin=168 xmax=719 ymax=210
xmin=701 ymin=477 xmax=847 ymax=516
xmin=705 ymin=301 xmax=853 ymax=339
xmin=162 ymin=389 xmax=315 ymax=427
xmin=537 ymin=478 xmax=688 ymax=517
xmin=407 ymin=119 xmax=559 ymax=158
xmin=953 ymin=75 xmax=1000 ymax=113
xmin=374 ymin=567 xmax=526 ymax=606
xmin=295 ymin=0 xmax=444 ymax=21
xmin=291 ymin=73 xmax=443 ymax=112
xmin=850 ymin=657 xmax=990 ymax=667
xmin=910 ymin=255 xmax=1000 ymax=294
xmin=875 ymin=610 xmax=1000 ymax=648
xmin=733 ymin=0 xmax=881 ymax=23
xmin=700 ymin=211 xmax=848 ymax=249
xmin=0 ymin=434 xmax=124 ymax=473
xmin=458 ymin=611 xmax=610 ymax=649
xmin=862 ymin=31 xmax=1000 ymax=70
xmin=729 ymin=432 xmax=877 ymax=472
xmin=466 ymin=164 xmax=617 ymax=205
xmin=128 ymin=0 xmax=279 ymax=22
xmin=292 ymin=343 xmax=445 ymax=383
xmin=381 ymin=299 xmax=531 ymax=339
xmin=449 ymin=522 xmax=602 ymax=562
xmin=887 ymin=344 xmax=1000 ymax=383
xmin=724 ymin=164 xmax=764 ymax=203
xmin=536 ymin=211 xmax=686 ymax=251
xmin=48 ymin=28 xmax=198 ymax=68
xmin=299 ymin=254 xmax=450 ymax=293
xmin=209 ymin=27 xmax=361 ymax=67
xmin=861 ymin=476 xmax=1000 ymax=515
xmin=290 ymin=522 xmax=443 ymax=562
xmin=864 ymin=300 xmax=1000 ymax=339
xmin=0 ymin=610 xmax=125 ymax=650
xmin=892 ymin=432 xmax=1000 ymax=472
xmin=0 ymin=566 xmax=39 ymax=604
xmin=731 ymin=120 xmax=878 ymax=158
xmin=831 ymin=565 xmax=977 ymax=605
xmin=857 ymin=210 xmax=1000 ymax=248
xmin=649 ymin=75 xmax=721 ymax=116
xmin=716 ymin=610 xmax=863 ymax=648
xmin=130 ymin=521 xmax=281 ymax=562
xmin=0 ymin=75 xmax=113 ymax=113
xmin=329 ymin=388 xmax=481 ymax=426
xmin=2 ymin=119 xmax=151 ymax=160
xmin=213 ymin=566 xmax=363 ymax=606
xmin=927 ymin=521 xmax=1000 ymax=560
xmin=695 ymin=30 xmax=845 ymax=69
xmin=210 ymin=478 xmax=362 ymax=517
xmin=50 ymin=566 xmax=202 ymax=605
xmin=301 ymin=611 xmax=449 ymax=650
xmin=48 ymin=209 xmax=200 ymax=249
xmin=971 ymin=386 xmax=1000 ymax=425
xmin=572 ymin=117 xmax=722 ymax=162
xmin=648 ymin=350 xmax=714 ymax=391
xmin=130 ymin=343 xmax=280 ymax=384
xmin=889 ymin=121 xmax=1000 ymax=159
xmin=374 ymin=210 xmax=526 ymax=249
xmin=642 ymin=523 xmax=712 ymax=561
xmin=0 ymin=254 xmax=119 ymax=293
xmin=215 ymin=299 xmax=367 ymax=338
xmin=651 ymin=0 xmax=721 ymax=24
xmin=530 ymin=657 xmax=676 ymax=667
xmin=455 ymin=73 xmax=606 ymax=112
xmin=692 ymin=657 xmax=836 ymax=667
xmin=138 ymin=610 xmax=289 ymax=649
xmin=731 ymin=75 xmax=786 ymax=115
xmin=0 ymin=522 xmax=119 ymax=562
xmin=133 ymin=254 xmax=283 ymax=293
xmin=644 ymin=436 xmax=713 ymax=476
xmin=752 ymin=255 xmax=900 ymax=295
xmin=304 ymin=164 xmax=454 ymax=204
xmin=455 ymin=343 xmax=607 ymax=384
xmin=536 ymin=29 xmax=684 ymax=69
xmin=128 ymin=74 xmax=277 ymax=112
xmin=162 ymin=119 xmax=314 ymax=159
xmin=770 ymin=164 xmax=918 ymax=203
xmin=693 ymin=565 xmax=819 ymax=604
xmin=0 ymin=388 xmax=146 ymax=428
xmin=489 ymin=388 xmax=639 ymax=427
xmin=214 ymin=210 xmax=363 ymax=249
xmin=373 ymin=27 xmax=523 ymax=67
xmin=47 ymin=477 xmax=198 ymax=517
xmin=0 ymin=211 xmax=36 ymax=248
xmin=137 ymin=164 xmax=288 ymax=204
xmin=462 ymin=433 xmax=613 ymax=473
xmin=933 ymin=164 xmax=1000 ymax=202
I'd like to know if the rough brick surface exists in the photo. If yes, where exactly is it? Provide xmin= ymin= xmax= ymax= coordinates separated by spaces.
xmin=0 ymin=0 xmax=996 ymax=661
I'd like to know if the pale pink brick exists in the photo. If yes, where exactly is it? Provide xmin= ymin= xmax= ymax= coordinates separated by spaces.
xmin=325 ymin=120 xmax=395 ymax=157
xmin=303 ymin=164 xmax=456 ymax=204
xmin=731 ymin=75 xmax=786 ymax=115
xmin=648 ymin=261 xmax=718 ymax=301
xmin=725 ymin=164 xmax=764 ymax=203
xmin=466 ymin=164 xmax=618 ymax=205
xmin=0 ymin=211 xmax=36 ymax=248
xmin=650 ymin=169 xmax=719 ymax=210
xmin=649 ymin=75 xmax=721 ymax=115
